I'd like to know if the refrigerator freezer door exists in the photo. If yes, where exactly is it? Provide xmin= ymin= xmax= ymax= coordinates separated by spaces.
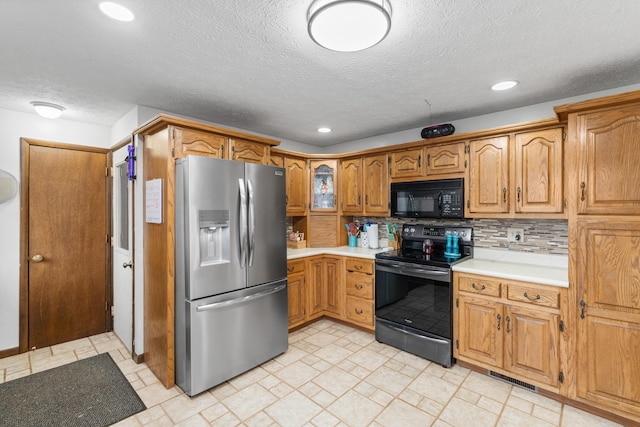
xmin=177 ymin=280 xmax=289 ymax=396
xmin=177 ymin=156 xmax=246 ymax=300
xmin=245 ymin=163 xmax=287 ymax=288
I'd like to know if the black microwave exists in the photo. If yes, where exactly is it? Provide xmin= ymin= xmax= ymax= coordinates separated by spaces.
xmin=390 ymin=178 xmax=464 ymax=219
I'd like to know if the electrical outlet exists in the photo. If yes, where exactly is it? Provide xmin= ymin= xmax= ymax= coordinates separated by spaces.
xmin=507 ymin=228 xmax=524 ymax=243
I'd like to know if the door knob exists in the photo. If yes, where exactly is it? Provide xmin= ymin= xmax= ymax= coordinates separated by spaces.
xmin=31 ymin=254 xmax=44 ymax=263
xmin=122 ymin=261 xmax=133 ymax=268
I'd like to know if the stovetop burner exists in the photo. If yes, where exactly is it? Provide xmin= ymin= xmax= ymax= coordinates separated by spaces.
xmin=376 ymin=223 xmax=473 ymax=268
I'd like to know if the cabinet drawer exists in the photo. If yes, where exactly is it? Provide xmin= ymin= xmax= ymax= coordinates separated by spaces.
xmin=287 ymin=259 xmax=305 ymax=275
xmin=458 ymin=276 xmax=501 ymax=297
xmin=507 ymin=284 xmax=560 ymax=309
xmin=346 ymin=273 xmax=373 ymax=299
xmin=345 ymin=257 xmax=374 ymax=275
xmin=345 ymin=296 xmax=374 ymax=326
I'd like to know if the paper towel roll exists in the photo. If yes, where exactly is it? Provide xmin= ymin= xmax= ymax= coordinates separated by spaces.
xmin=367 ymin=224 xmax=379 ymax=249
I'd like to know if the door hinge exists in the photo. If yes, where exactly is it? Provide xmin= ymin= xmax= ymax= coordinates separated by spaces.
xmin=456 ymin=298 xmax=459 ymax=308
xmin=464 ymin=159 xmax=467 ymax=168
xmin=562 ymin=131 xmax=567 ymax=142
xmin=171 ymin=147 xmax=175 ymax=158
xmin=558 ymin=371 xmax=564 ymax=383
xmin=559 ymin=320 xmax=564 ymax=332
xmin=464 ymin=145 xmax=470 ymax=154
xmin=455 ymin=339 xmax=459 ymax=349
xmin=106 ymin=167 xmax=112 ymax=177
xmin=467 ymin=200 xmax=470 ymax=208
xmin=564 ymin=198 xmax=568 ymax=209
xmin=110 ymin=305 xmax=115 ymax=316
xmin=172 ymin=128 xmax=175 ymax=139
xmin=106 ymin=234 xmax=111 ymax=245
xmin=105 ymin=301 xmax=109 ymax=312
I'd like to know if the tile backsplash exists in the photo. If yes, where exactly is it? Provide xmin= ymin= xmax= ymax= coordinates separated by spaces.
xmin=354 ymin=217 xmax=568 ymax=255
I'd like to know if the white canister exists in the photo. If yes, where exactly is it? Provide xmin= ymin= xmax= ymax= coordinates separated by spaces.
xmin=368 ymin=224 xmax=379 ymax=249
xmin=360 ymin=232 xmax=369 ymax=248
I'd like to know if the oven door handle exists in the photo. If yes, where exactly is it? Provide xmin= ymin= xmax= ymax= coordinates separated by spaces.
xmin=383 ymin=322 xmax=450 ymax=345
xmin=376 ymin=262 xmax=450 ymax=281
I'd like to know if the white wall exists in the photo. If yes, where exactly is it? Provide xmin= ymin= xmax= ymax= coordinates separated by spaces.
xmin=0 ymin=109 xmax=110 ymax=352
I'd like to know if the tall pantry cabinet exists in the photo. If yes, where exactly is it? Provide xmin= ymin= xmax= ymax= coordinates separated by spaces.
xmin=556 ymin=92 xmax=640 ymax=423
xmin=135 ymin=115 xmax=280 ymax=388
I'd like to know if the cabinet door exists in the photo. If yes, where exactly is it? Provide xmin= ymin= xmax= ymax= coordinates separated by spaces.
xmin=309 ymin=160 xmax=338 ymax=212
xmin=576 ymin=104 xmax=640 ymax=215
xmin=269 ymin=153 xmax=284 ymax=168
xmin=503 ymin=305 xmax=559 ymax=387
xmin=229 ymin=138 xmax=268 ymax=164
xmin=457 ymin=296 xmax=504 ymax=367
xmin=340 ymin=158 xmax=363 ymax=214
xmin=287 ymin=272 xmax=306 ymax=328
xmin=324 ymin=256 xmax=343 ymax=317
xmin=363 ymin=154 xmax=389 ymax=215
xmin=307 ymin=257 xmax=325 ymax=318
xmin=515 ymin=128 xmax=563 ymax=213
xmin=576 ymin=220 xmax=640 ymax=415
xmin=467 ymin=136 xmax=509 ymax=213
xmin=425 ymin=143 xmax=465 ymax=176
xmin=172 ymin=126 xmax=226 ymax=159
xmin=286 ymin=157 xmax=308 ymax=215
xmin=390 ymin=148 xmax=423 ymax=179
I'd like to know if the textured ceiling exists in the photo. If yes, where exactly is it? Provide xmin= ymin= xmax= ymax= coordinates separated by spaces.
xmin=1 ymin=0 xmax=639 ymax=147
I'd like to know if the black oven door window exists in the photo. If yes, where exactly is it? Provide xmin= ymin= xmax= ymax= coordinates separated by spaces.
xmin=376 ymin=271 xmax=451 ymax=339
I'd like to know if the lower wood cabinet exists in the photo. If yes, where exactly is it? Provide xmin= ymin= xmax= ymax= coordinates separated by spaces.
xmin=454 ymin=272 xmax=563 ymax=391
xmin=344 ymin=257 xmax=375 ymax=330
xmin=287 ymin=259 xmax=306 ymax=329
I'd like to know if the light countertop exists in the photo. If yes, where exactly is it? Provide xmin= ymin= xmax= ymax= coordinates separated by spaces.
xmin=287 ymin=246 xmax=393 ymax=260
xmin=452 ymin=248 xmax=569 ymax=288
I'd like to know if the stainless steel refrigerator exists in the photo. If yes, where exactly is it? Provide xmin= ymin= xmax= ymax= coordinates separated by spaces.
xmin=174 ymin=155 xmax=288 ymax=396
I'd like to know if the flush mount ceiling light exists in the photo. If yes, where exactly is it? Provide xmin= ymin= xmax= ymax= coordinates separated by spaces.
xmin=99 ymin=2 xmax=134 ymax=22
xmin=491 ymin=80 xmax=519 ymax=91
xmin=308 ymin=0 xmax=392 ymax=52
xmin=30 ymin=101 xmax=66 ymax=119
xmin=317 ymin=127 xmax=332 ymax=133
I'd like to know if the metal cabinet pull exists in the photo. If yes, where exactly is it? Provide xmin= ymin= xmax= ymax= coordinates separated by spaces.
xmin=506 ymin=316 xmax=511 ymax=333
xmin=31 ymin=254 xmax=44 ymax=263
xmin=502 ymin=187 xmax=507 ymax=203
xmin=122 ymin=261 xmax=132 ymax=268
xmin=580 ymin=182 xmax=586 ymax=201
xmin=580 ymin=300 xmax=586 ymax=319
xmin=516 ymin=187 xmax=521 ymax=203
xmin=355 ymin=308 xmax=363 ymax=315
xmin=355 ymin=284 xmax=363 ymax=290
xmin=354 ymin=264 xmax=362 ymax=271
xmin=524 ymin=292 xmax=540 ymax=301
xmin=471 ymin=283 xmax=486 ymax=291
xmin=497 ymin=314 xmax=502 ymax=330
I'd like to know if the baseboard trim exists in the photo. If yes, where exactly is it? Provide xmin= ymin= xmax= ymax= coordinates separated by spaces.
xmin=0 ymin=346 xmax=19 ymax=359
xmin=132 ymin=351 xmax=144 ymax=364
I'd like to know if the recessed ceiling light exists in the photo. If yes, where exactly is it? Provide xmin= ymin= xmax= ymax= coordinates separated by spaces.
xmin=99 ymin=2 xmax=134 ymax=22
xmin=491 ymin=80 xmax=519 ymax=91
xmin=317 ymin=127 xmax=332 ymax=133
xmin=30 ymin=101 xmax=66 ymax=119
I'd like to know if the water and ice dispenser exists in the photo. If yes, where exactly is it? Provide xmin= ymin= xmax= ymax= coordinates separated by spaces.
xmin=198 ymin=210 xmax=230 ymax=266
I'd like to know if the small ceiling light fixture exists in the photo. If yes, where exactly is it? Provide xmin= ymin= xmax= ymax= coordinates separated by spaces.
xmin=308 ymin=0 xmax=392 ymax=52
xmin=317 ymin=127 xmax=332 ymax=133
xmin=491 ymin=80 xmax=519 ymax=91
xmin=99 ymin=2 xmax=135 ymax=22
xmin=30 ymin=101 xmax=66 ymax=119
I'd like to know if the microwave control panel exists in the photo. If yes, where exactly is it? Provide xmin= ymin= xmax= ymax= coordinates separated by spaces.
xmin=441 ymin=190 xmax=463 ymax=218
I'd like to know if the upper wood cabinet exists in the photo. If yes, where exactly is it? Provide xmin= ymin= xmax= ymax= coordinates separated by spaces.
xmin=269 ymin=152 xmax=284 ymax=168
xmin=467 ymin=136 xmax=510 ymax=214
xmin=574 ymin=103 xmax=640 ymax=215
xmin=340 ymin=157 xmax=363 ymax=214
xmin=172 ymin=126 xmax=227 ymax=159
xmin=284 ymin=156 xmax=308 ymax=216
xmin=514 ymin=128 xmax=564 ymax=213
xmin=229 ymin=138 xmax=269 ymax=164
xmin=363 ymin=154 xmax=389 ymax=215
xmin=390 ymin=148 xmax=423 ymax=179
xmin=466 ymin=128 xmax=564 ymax=217
xmin=425 ymin=142 xmax=466 ymax=177
xmin=309 ymin=160 xmax=338 ymax=212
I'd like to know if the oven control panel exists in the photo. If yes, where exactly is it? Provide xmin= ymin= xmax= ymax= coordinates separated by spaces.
xmin=402 ymin=224 xmax=472 ymax=243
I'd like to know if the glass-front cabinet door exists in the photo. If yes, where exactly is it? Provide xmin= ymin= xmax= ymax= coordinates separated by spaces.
xmin=309 ymin=160 xmax=338 ymax=212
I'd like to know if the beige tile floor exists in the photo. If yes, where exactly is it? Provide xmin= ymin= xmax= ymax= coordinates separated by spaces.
xmin=0 ymin=319 xmax=627 ymax=427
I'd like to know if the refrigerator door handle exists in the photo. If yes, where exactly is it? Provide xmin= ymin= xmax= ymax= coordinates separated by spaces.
xmin=247 ymin=178 xmax=256 ymax=267
xmin=195 ymin=283 xmax=287 ymax=312
xmin=238 ymin=178 xmax=247 ymax=268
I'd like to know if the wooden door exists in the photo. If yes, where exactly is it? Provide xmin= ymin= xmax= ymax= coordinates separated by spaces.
xmin=467 ymin=136 xmax=509 ymax=214
xmin=425 ymin=143 xmax=466 ymax=177
xmin=503 ymin=305 xmax=559 ymax=387
xmin=285 ymin=157 xmax=308 ymax=215
xmin=390 ymin=148 xmax=423 ymax=179
xmin=21 ymin=140 xmax=109 ymax=350
xmin=229 ymin=138 xmax=268 ymax=164
xmin=515 ymin=128 xmax=563 ymax=213
xmin=340 ymin=157 xmax=362 ymax=214
xmin=457 ymin=296 xmax=503 ymax=367
xmin=172 ymin=126 xmax=226 ymax=159
xmin=576 ymin=104 xmax=640 ymax=215
xmin=324 ymin=256 xmax=343 ymax=317
xmin=287 ymin=272 xmax=306 ymax=328
xmin=307 ymin=257 xmax=325 ymax=318
xmin=269 ymin=152 xmax=284 ymax=168
xmin=576 ymin=220 xmax=640 ymax=415
xmin=363 ymin=154 xmax=389 ymax=215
